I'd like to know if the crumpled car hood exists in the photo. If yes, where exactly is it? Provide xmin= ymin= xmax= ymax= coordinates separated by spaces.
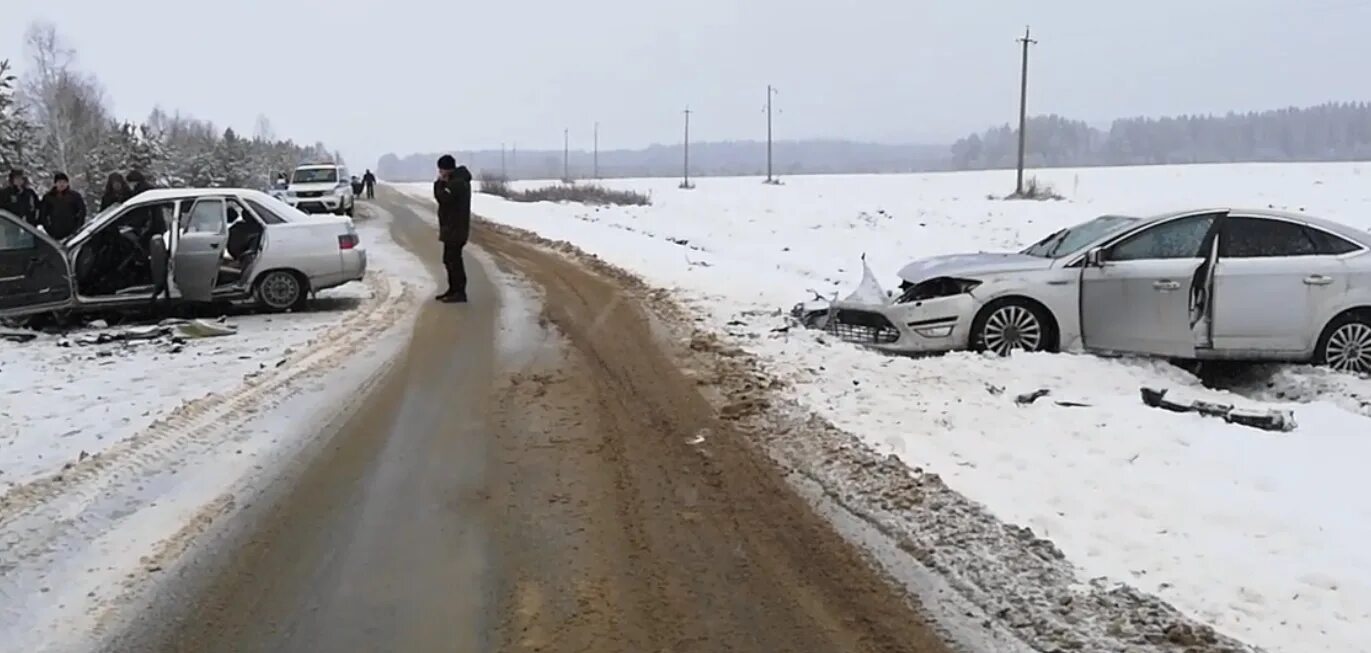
xmin=897 ymin=252 xmax=1054 ymax=284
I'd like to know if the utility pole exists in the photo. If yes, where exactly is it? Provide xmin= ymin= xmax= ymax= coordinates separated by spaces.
xmin=1015 ymin=26 xmax=1037 ymax=197
xmin=765 ymin=84 xmax=779 ymax=184
xmin=500 ymin=143 xmax=507 ymax=178
xmin=593 ymin=122 xmax=600 ymax=179
xmin=563 ymin=128 xmax=570 ymax=182
xmin=511 ymin=143 xmax=517 ymax=180
xmin=680 ymin=107 xmax=694 ymax=189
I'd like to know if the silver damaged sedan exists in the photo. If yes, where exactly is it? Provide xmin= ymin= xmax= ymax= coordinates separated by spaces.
xmin=796 ymin=208 xmax=1371 ymax=373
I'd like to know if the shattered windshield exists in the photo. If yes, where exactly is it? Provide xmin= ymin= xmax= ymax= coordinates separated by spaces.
xmin=292 ymin=168 xmax=338 ymax=184
xmin=1021 ymin=215 xmax=1138 ymax=258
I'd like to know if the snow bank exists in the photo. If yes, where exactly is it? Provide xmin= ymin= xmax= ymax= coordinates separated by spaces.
xmin=401 ymin=162 xmax=1371 ymax=653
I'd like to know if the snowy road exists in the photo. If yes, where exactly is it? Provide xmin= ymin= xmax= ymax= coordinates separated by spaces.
xmin=0 ymin=201 xmax=432 ymax=651
xmin=395 ymin=163 xmax=1371 ymax=653
xmin=107 ymin=189 xmax=957 ymax=653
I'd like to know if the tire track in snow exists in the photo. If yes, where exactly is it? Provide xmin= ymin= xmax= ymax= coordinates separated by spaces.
xmin=0 ymin=271 xmax=412 ymax=577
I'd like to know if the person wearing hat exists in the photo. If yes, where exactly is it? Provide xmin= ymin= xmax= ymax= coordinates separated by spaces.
xmin=37 ymin=172 xmax=88 ymax=240
xmin=433 ymin=154 xmax=472 ymax=303
xmin=0 ymin=169 xmax=41 ymax=226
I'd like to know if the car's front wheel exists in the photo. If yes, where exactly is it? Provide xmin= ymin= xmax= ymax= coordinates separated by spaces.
xmin=255 ymin=270 xmax=308 ymax=312
xmin=1315 ymin=310 xmax=1371 ymax=374
xmin=971 ymin=298 xmax=1053 ymax=356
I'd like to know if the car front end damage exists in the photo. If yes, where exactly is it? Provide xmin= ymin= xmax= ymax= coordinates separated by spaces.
xmin=792 ymin=260 xmax=981 ymax=353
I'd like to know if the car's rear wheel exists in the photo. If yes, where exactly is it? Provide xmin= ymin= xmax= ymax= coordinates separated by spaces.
xmin=971 ymin=298 xmax=1052 ymax=356
xmin=1315 ymin=311 xmax=1371 ymax=374
xmin=255 ymin=270 xmax=308 ymax=312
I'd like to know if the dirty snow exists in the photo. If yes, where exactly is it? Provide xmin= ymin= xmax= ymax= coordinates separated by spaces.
xmin=400 ymin=162 xmax=1371 ymax=653
xmin=0 ymin=203 xmax=433 ymax=651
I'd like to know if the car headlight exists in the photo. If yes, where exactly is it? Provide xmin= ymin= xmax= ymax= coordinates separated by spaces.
xmin=285 ymin=191 xmax=297 ymax=198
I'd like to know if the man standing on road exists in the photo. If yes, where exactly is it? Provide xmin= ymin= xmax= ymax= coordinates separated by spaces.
xmin=434 ymin=155 xmax=472 ymax=303
xmin=362 ymin=169 xmax=376 ymax=199
xmin=37 ymin=172 xmax=87 ymax=240
xmin=0 ymin=169 xmax=41 ymax=226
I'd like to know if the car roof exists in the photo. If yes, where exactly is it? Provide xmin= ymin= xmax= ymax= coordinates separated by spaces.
xmin=121 ymin=187 xmax=275 ymax=206
xmin=1139 ymin=207 xmax=1371 ymax=247
xmin=295 ymin=163 xmax=341 ymax=169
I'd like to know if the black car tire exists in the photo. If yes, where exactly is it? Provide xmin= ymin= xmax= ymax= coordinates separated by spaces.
xmin=970 ymin=298 xmax=1055 ymax=356
xmin=254 ymin=270 xmax=308 ymax=312
xmin=1314 ymin=310 xmax=1371 ymax=374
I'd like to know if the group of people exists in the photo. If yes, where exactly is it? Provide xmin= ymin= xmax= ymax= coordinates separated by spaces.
xmin=0 ymin=168 xmax=155 ymax=241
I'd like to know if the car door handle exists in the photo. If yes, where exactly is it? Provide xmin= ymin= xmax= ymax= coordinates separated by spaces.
xmin=1153 ymin=280 xmax=1181 ymax=291
xmin=209 ymin=243 xmax=220 ymax=250
xmin=1304 ymin=274 xmax=1334 ymax=286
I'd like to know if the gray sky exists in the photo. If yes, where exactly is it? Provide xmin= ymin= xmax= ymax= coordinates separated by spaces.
xmin=6 ymin=0 xmax=1371 ymax=169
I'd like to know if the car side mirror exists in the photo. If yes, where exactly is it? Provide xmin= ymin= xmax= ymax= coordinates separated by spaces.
xmin=1084 ymin=247 xmax=1106 ymax=267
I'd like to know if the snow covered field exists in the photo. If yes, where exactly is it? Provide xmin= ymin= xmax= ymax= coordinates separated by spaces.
xmin=402 ymin=162 xmax=1371 ymax=653
xmin=0 ymin=204 xmax=432 ymax=651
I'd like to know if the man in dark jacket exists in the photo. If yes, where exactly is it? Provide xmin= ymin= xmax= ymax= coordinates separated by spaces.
xmin=434 ymin=155 xmax=472 ymax=303
xmin=362 ymin=169 xmax=376 ymax=199
xmin=37 ymin=172 xmax=87 ymax=240
xmin=0 ymin=169 xmax=41 ymax=226
xmin=122 ymin=169 xmax=165 ymax=245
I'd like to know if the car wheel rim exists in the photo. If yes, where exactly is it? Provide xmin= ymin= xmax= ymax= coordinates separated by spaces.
xmin=983 ymin=305 xmax=1043 ymax=356
xmin=1325 ymin=322 xmax=1371 ymax=374
xmin=262 ymin=273 xmax=300 ymax=309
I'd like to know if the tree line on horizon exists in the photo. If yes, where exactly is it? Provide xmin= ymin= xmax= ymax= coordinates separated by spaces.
xmin=952 ymin=102 xmax=1371 ymax=170
xmin=379 ymin=101 xmax=1371 ymax=181
xmin=0 ymin=22 xmax=337 ymax=197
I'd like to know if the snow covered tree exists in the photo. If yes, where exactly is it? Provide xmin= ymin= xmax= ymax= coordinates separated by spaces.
xmin=0 ymin=60 xmax=40 ymax=173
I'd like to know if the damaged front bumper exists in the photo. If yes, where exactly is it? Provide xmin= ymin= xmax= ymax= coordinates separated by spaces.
xmin=792 ymin=257 xmax=983 ymax=353
xmin=792 ymin=292 xmax=977 ymax=354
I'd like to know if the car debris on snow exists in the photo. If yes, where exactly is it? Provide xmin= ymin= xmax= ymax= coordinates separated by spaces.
xmin=0 ymin=330 xmax=38 ymax=343
xmin=1140 ymin=387 xmax=1297 ymax=432
xmin=57 ymin=318 xmax=238 ymax=348
xmin=1015 ymin=388 xmax=1051 ymax=405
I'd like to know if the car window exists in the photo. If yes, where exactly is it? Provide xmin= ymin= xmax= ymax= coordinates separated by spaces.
xmin=244 ymin=199 xmax=287 ymax=224
xmin=1307 ymin=227 xmax=1361 ymax=255
xmin=184 ymin=199 xmax=226 ymax=234
xmin=0 ymin=218 xmax=36 ymax=251
xmin=292 ymin=168 xmax=338 ymax=184
xmin=1221 ymin=217 xmax=1321 ymax=258
xmin=1109 ymin=214 xmax=1216 ymax=261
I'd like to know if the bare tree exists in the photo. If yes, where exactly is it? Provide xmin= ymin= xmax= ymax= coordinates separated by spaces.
xmin=20 ymin=21 xmax=109 ymax=178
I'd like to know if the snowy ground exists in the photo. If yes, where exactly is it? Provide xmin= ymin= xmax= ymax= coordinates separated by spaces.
xmin=401 ymin=162 xmax=1371 ymax=653
xmin=0 ymin=203 xmax=433 ymax=651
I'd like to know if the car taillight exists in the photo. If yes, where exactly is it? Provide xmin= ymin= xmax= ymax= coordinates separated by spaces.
xmin=338 ymin=233 xmax=359 ymax=250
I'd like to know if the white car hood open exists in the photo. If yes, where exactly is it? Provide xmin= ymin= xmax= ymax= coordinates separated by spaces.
xmin=897 ymin=252 xmax=1054 ymax=284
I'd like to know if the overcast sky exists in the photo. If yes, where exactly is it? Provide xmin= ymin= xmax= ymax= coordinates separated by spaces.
xmin=6 ymin=0 xmax=1370 ymax=169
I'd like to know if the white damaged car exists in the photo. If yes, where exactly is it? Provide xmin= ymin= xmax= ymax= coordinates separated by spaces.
xmin=795 ymin=208 xmax=1371 ymax=373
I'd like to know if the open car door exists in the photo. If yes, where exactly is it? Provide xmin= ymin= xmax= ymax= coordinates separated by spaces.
xmin=173 ymin=197 xmax=229 ymax=302
xmin=0 ymin=209 xmax=76 ymax=318
xmin=1079 ymin=212 xmax=1221 ymax=358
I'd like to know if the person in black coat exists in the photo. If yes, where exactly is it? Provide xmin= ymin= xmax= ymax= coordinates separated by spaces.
xmin=37 ymin=172 xmax=88 ymax=240
xmin=362 ymin=169 xmax=377 ymax=199
xmin=100 ymin=172 xmax=132 ymax=211
xmin=433 ymin=155 xmax=472 ymax=303
xmin=0 ymin=169 xmax=41 ymax=225
xmin=122 ymin=170 xmax=165 ymax=246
